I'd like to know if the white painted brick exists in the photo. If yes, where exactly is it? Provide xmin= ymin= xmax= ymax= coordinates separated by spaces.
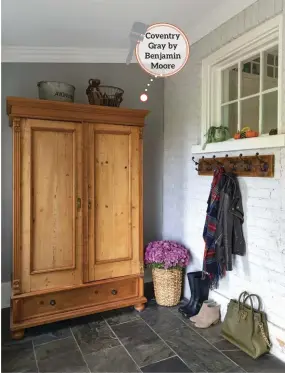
xmin=247 ymin=188 xmax=271 ymax=198
xmin=246 ymin=197 xmax=280 ymax=209
xmin=244 ymin=1 xmax=260 ymax=31
xmin=275 ymin=0 xmax=283 ymax=13
xmin=163 ymin=0 xmax=285 ymax=362
xmin=258 ymin=0 xmax=276 ymax=22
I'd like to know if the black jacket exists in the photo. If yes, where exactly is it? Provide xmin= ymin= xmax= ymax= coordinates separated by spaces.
xmin=215 ymin=173 xmax=246 ymax=271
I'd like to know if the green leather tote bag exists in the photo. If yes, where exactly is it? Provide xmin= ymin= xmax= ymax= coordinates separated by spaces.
xmin=221 ymin=292 xmax=271 ymax=359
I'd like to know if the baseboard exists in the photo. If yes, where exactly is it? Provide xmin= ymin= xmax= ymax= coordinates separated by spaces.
xmin=210 ymin=290 xmax=285 ymax=363
xmin=1 ymin=282 xmax=11 ymax=309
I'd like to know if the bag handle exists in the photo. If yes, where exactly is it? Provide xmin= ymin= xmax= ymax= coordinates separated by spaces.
xmin=243 ymin=294 xmax=261 ymax=311
xmin=238 ymin=291 xmax=250 ymax=310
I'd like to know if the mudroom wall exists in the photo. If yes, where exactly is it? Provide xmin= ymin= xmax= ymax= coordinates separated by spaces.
xmin=1 ymin=63 xmax=164 ymax=288
xmin=163 ymin=0 xmax=285 ymax=361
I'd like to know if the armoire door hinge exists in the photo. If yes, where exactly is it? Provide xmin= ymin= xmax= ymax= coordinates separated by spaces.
xmin=88 ymin=200 xmax=91 ymax=209
xmin=140 ymin=262 xmax=144 ymax=275
xmin=77 ymin=197 xmax=82 ymax=210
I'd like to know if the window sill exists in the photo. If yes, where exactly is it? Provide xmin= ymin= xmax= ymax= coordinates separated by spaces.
xmin=191 ymin=134 xmax=285 ymax=154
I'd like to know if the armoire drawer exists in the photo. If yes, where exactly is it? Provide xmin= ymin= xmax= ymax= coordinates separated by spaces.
xmin=18 ymin=277 xmax=139 ymax=321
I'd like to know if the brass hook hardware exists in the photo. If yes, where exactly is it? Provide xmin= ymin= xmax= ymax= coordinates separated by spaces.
xmin=213 ymin=155 xmax=223 ymax=166
xmin=256 ymin=153 xmax=269 ymax=172
xmin=202 ymin=156 xmax=212 ymax=171
xmin=192 ymin=156 xmax=201 ymax=171
xmin=202 ymin=156 xmax=211 ymax=165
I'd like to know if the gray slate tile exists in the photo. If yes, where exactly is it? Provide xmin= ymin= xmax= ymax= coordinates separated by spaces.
xmin=103 ymin=307 xmax=141 ymax=326
xmin=85 ymin=345 xmax=140 ymax=372
xmin=213 ymin=339 xmax=240 ymax=351
xmin=35 ymin=337 xmax=88 ymax=373
xmin=141 ymin=356 xmax=192 ymax=372
xmin=160 ymin=327 xmax=236 ymax=373
xmin=72 ymin=321 xmax=119 ymax=355
xmin=140 ymin=303 xmax=185 ymax=333
xmin=193 ymin=323 xmax=223 ymax=344
xmin=2 ymin=340 xmax=38 ymax=373
xmin=112 ymin=319 xmax=174 ymax=367
xmin=27 ymin=321 xmax=72 ymax=346
xmin=223 ymin=351 xmax=285 ymax=372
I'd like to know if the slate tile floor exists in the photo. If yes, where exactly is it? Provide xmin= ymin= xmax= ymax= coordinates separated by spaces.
xmin=2 ymin=301 xmax=285 ymax=373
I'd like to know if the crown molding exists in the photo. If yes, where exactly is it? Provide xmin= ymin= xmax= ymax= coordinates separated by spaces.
xmin=1 ymin=46 xmax=136 ymax=63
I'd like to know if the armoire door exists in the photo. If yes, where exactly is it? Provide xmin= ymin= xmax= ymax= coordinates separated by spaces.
xmin=20 ymin=119 xmax=83 ymax=293
xmin=87 ymin=123 xmax=142 ymax=281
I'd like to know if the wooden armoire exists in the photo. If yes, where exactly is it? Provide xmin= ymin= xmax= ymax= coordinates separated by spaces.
xmin=7 ymin=97 xmax=148 ymax=339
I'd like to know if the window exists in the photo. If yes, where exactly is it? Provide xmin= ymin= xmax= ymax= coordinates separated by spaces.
xmin=221 ymin=46 xmax=278 ymax=136
xmin=201 ymin=15 xmax=283 ymax=144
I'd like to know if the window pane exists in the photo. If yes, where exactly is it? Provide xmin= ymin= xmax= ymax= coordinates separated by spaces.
xmin=263 ymin=46 xmax=278 ymax=90
xmin=222 ymin=65 xmax=238 ymax=103
xmin=221 ymin=102 xmax=238 ymax=137
xmin=241 ymin=55 xmax=260 ymax=97
xmin=267 ymin=53 xmax=274 ymax=65
xmin=241 ymin=96 xmax=259 ymax=132
xmin=262 ymin=91 xmax=278 ymax=134
xmin=252 ymin=63 xmax=260 ymax=75
xmin=267 ymin=66 xmax=274 ymax=78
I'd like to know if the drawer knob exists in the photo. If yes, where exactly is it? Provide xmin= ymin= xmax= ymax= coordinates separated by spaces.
xmin=111 ymin=289 xmax=117 ymax=295
xmin=50 ymin=300 xmax=56 ymax=306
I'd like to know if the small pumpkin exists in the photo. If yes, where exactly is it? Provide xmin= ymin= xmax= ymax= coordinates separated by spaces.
xmin=234 ymin=132 xmax=241 ymax=140
xmin=246 ymin=130 xmax=258 ymax=138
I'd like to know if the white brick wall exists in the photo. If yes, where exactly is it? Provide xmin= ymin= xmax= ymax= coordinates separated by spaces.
xmin=163 ymin=0 xmax=285 ymax=362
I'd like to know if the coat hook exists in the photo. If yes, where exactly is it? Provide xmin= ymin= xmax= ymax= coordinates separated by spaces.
xmin=256 ymin=153 xmax=269 ymax=172
xmin=202 ymin=156 xmax=211 ymax=165
xmin=192 ymin=156 xmax=198 ymax=166
xmin=212 ymin=155 xmax=223 ymax=166
xmin=256 ymin=152 xmax=265 ymax=164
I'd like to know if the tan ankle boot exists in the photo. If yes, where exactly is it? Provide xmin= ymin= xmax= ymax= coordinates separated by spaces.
xmin=194 ymin=303 xmax=220 ymax=328
xmin=190 ymin=300 xmax=216 ymax=323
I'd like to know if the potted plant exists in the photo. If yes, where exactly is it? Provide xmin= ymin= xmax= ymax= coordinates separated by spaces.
xmin=203 ymin=126 xmax=230 ymax=149
xmin=144 ymin=240 xmax=190 ymax=306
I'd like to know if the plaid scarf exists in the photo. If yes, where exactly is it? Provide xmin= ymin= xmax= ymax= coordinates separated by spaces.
xmin=203 ymin=167 xmax=225 ymax=288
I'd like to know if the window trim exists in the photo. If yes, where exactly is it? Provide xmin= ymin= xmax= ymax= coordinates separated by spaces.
xmin=200 ymin=15 xmax=283 ymax=148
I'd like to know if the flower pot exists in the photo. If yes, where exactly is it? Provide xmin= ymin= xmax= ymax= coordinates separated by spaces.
xmin=152 ymin=268 xmax=182 ymax=306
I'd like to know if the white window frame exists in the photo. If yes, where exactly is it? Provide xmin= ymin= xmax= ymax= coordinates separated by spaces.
xmin=194 ymin=15 xmax=285 ymax=154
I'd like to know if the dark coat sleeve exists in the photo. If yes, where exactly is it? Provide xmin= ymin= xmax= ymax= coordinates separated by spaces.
xmin=230 ymin=179 xmax=246 ymax=256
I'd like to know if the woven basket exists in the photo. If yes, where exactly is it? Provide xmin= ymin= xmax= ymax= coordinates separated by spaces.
xmin=152 ymin=268 xmax=182 ymax=306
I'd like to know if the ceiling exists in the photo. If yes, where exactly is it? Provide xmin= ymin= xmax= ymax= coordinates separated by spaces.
xmin=2 ymin=0 xmax=258 ymax=62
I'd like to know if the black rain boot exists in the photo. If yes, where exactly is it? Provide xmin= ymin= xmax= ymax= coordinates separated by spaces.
xmin=178 ymin=271 xmax=202 ymax=315
xmin=181 ymin=274 xmax=210 ymax=318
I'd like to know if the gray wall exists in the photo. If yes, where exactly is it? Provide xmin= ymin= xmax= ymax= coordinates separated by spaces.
xmin=1 ymin=63 xmax=164 ymax=283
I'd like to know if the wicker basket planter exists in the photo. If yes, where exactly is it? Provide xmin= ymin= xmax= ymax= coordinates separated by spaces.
xmin=152 ymin=268 xmax=182 ymax=306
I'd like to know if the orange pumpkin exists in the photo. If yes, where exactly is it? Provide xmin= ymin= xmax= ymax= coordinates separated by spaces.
xmin=246 ymin=130 xmax=258 ymax=138
xmin=234 ymin=133 xmax=241 ymax=139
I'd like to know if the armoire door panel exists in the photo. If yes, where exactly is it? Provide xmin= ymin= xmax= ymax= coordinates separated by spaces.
xmin=21 ymin=119 xmax=83 ymax=293
xmin=88 ymin=124 xmax=141 ymax=281
xmin=31 ymin=128 xmax=75 ymax=273
xmin=94 ymin=131 xmax=131 ymax=263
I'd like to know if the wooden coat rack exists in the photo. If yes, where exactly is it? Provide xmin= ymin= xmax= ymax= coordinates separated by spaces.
xmin=192 ymin=153 xmax=274 ymax=177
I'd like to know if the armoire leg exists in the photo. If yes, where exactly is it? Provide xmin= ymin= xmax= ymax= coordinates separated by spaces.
xmin=11 ymin=329 xmax=25 ymax=340
xmin=134 ymin=303 xmax=145 ymax=312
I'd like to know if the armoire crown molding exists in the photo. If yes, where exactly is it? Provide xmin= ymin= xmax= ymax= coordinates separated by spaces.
xmin=2 ymin=46 xmax=134 ymax=63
